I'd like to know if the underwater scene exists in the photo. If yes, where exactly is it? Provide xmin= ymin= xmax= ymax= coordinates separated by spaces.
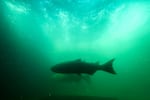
xmin=1 ymin=0 xmax=150 ymax=100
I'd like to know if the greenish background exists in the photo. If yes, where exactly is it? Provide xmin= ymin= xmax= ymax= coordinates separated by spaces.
xmin=0 ymin=0 xmax=150 ymax=100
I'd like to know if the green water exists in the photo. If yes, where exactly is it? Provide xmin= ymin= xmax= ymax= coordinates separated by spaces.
xmin=1 ymin=0 xmax=150 ymax=100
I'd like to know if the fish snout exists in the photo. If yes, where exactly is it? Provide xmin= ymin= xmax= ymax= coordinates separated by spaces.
xmin=51 ymin=67 xmax=56 ymax=72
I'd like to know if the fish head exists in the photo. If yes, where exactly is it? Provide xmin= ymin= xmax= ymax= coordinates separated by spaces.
xmin=51 ymin=64 xmax=61 ymax=73
xmin=51 ymin=66 xmax=57 ymax=72
xmin=51 ymin=63 xmax=68 ymax=73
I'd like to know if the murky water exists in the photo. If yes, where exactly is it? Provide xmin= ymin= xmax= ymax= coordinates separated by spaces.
xmin=1 ymin=0 xmax=150 ymax=100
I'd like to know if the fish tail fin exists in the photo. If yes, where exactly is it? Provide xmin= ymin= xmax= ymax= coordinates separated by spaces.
xmin=99 ymin=58 xmax=116 ymax=74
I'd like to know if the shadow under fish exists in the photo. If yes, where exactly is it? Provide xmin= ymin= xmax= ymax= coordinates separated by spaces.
xmin=52 ymin=74 xmax=91 ymax=83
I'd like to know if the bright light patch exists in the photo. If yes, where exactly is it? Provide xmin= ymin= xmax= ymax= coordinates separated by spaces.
xmin=4 ymin=1 xmax=29 ymax=14
xmin=43 ymin=8 xmax=49 ymax=18
xmin=81 ymin=24 xmax=88 ymax=30
xmin=58 ymin=11 xmax=71 ymax=43
xmin=97 ymin=3 xmax=148 ymax=55
xmin=58 ymin=11 xmax=69 ymax=27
